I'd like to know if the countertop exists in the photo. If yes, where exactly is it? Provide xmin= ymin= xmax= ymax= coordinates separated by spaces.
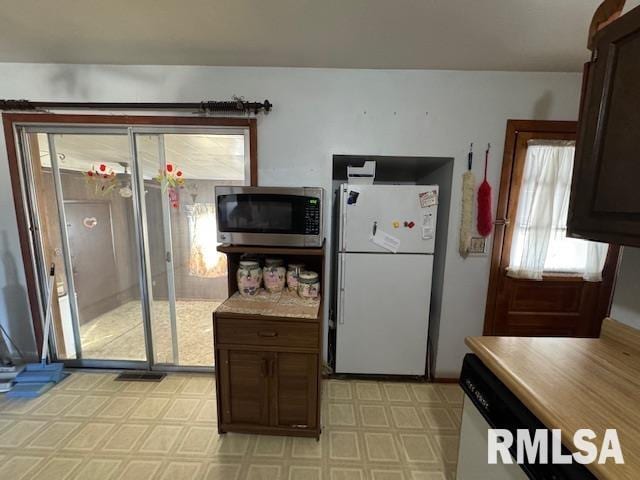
xmin=216 ymin=289 xmax=321 ymax=320
xmin=465 ymin=318 xmax=640 ymax=480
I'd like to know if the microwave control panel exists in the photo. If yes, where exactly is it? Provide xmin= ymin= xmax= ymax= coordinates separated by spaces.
xmin=304 ymin=198 xmax=321 ymax=234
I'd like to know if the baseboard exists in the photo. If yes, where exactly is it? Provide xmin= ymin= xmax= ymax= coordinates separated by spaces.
xmin=432 ymin=377 xmax=459 ymax=383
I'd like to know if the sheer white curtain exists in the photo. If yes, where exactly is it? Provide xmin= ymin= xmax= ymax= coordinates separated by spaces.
xmin=187 ymin=203 xmax=226 ymax=278
xmin=508 ymin=141 xmax=608 ymax=281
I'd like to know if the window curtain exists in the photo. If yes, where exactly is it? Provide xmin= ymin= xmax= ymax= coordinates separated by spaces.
xmin=507 ymin=141 xmax=608 ymax=281
xmin=187 ymin=203 xmax=227 ymax=278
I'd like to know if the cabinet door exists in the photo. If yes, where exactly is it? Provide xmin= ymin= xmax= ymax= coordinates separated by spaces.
xmin=271 ymin=353 xmax=318 ymax=429
xmin=218 ymin=349 xmax=272 ymax=426
xmin=568 ymin=6 xmax=640 ymax=246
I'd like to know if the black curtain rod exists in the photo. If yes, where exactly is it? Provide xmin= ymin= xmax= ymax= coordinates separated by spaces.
xmin=0 ymin=98 xmax=272 ymax=114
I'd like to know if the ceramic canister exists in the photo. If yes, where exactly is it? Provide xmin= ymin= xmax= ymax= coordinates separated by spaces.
xmin=263 ymin=258 xmax=286 ymax=293
xmin=286 ymin=263 xmax=305 ymax=292
xmin=237 ymin=260 xmax=263 ymax=297
xmin=297 ymin=271 xmax=320 ymax=299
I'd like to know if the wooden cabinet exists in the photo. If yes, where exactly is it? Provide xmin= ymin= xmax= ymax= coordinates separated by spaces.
xmin=218 ymin=349 xmax=271 ymax=426
xmin=213 ymin=244 xmax=324 ymax=439
xmin=568 ymin=5 xmax=640 ymax=246
xmin=271 ymin=352 xmax=318 ymax=430
xmin=215 ymin=314 xmax=322 ymax=438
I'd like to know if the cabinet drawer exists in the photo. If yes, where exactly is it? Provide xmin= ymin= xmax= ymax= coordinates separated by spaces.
xmin=216 ymin=318 xmax=319 ymax=350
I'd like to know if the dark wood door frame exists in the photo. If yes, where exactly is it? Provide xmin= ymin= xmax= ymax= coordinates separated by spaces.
xmin=483 ymin=119 xmax=620 ymax=336
xmin=2 ymin=112 xmax=258 ymax=355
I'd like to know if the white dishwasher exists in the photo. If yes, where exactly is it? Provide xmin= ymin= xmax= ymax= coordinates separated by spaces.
xmin=456 ymin=354 xmax=596 ymax=480
xmin=457 ymin=395 xmax=527 ymax=479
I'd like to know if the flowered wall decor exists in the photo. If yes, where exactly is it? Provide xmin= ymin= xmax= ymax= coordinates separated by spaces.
xmin=155 ymin=163 xmax=185 ymax=209
xmin=84 ymin=164 xmax=117 ymax=195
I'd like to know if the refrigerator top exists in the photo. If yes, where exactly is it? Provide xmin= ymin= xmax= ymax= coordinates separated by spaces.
xmin=339 ymin=183 xmax=438 ymax=254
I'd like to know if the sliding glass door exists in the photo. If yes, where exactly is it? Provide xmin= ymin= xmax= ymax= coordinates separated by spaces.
xmin=17 ymin=123 xmax=250 ymax=370
xmin=136 ymin=131 xmax=248 ymax=367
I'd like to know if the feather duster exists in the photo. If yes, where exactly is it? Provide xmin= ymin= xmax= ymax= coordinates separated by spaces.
xmin=477 ymin=145 xmax=493 ymax=237
xmin=459 ymin=145 xmax=476 ymax=257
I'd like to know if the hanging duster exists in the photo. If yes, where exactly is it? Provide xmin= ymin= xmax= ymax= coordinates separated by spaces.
xmin=459 ymin=144 xmax=475 ymax=258
xmin=477 ymin=143 xmax=493 ymax=237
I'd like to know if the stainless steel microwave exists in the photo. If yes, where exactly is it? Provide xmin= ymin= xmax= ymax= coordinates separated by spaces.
xmin=215 ymin=186 xmax=324 ymax=247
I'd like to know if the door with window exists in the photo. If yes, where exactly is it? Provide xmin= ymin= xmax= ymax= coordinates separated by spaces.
xmin=484 ymin=120 xmax=619 ymax=337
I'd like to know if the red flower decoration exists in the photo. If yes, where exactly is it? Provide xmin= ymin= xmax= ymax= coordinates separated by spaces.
xmin=103 ymin=174 xmax=108 ymax=178
xmin=166 ymin=163 xmax=173 ymax=173
xmin=87 ymin=171 xmax=93 ymax=177
xmin=176 ymin=171 xmax=183 ymax=177
xmin=172 ymin=202 xmax=178 ymax=208
xmin=99 ymin=164 xmax=106 ymax=172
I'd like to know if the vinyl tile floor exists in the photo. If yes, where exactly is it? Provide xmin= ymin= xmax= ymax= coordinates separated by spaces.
xmin=0 ymin=372 xmax=463 ymax=479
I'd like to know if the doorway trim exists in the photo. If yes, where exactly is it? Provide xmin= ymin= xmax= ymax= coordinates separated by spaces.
xmin=3 ymin=112 xmax=258 ymax=363
xmin=483 ymin=119 xmax=620 ymax=336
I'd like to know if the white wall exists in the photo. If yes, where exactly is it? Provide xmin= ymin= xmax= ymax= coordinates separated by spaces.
xmin=610 ymin=247 xmax=640 ymax=330
xmin=0 ymin=63 xmax=582 ymax=375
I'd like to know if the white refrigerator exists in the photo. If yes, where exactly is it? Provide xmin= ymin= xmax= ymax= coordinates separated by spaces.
xmin=336 ymin=184 xmax=438 ymax=375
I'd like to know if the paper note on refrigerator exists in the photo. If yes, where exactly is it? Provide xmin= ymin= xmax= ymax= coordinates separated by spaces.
xmin=419 ymin=190 xmax=438 ymax=208
xmin=370 ymin=229 xmax=401 ymax=253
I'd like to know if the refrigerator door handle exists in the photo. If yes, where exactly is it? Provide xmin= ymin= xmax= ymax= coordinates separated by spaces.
xmin=372 ymin=221 xmax=377 ymax=236
xmin=338 ymin=254 xmax=346 ymax=324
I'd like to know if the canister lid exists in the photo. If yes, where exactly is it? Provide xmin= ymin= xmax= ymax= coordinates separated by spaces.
xmin=239 ymin=260 xmax=260 ymax=268
xmin=264 ymin=258 xmax=284 ymax=267
xmin=298 ymin=271 xmax=319 ymax=283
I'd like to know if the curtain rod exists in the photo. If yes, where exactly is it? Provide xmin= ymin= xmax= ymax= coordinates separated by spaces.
xmin=0 ymin=98 xmax=272 ymax=115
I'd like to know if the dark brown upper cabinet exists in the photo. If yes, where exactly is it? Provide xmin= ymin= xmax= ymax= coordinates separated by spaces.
xmin=568 ymin=5 xmax=640 ymax=246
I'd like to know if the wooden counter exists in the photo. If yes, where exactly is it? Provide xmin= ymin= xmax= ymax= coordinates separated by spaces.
xmin=466 ymin=318 xmax=640 ymax=480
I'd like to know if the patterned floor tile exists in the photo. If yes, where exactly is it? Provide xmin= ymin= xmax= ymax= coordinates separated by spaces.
xmin=330 ymin=467 xmax=365 ymax=480
xmin=360 ymin=405 xmax=390 ymax=427
xmin=329 ymin=403 xmax=357 ymax=426
xmin=246 ymin=464 xmax=282 ymax=480
xmin=117 ymin=459 xmax=162 ymax=480
xmin=0 ymin=372 xmax=461 ymax=480
xmin=0 ymin=419 xmax=47 ymax=447
xmin=97 ymin=396 xmax=139 ymax=419
xmin=328 ymin=380 xmax=353 ymax=400
xmin=64 ymin=422 xmax=115 ymax=451
xmin=355 ymin=382 xmax=383 ymax=401
xmin=27 ymin=421 xmax=81 ymax=449
xmin=158 ymin=461 xmax=203 ymax=480
xmin=102 ymin=424 xmax=149 ymax=452
xmin=370 ymin=469 xmax=406 ymax=480
xmin=203 ymin=463 xmax=241 ymax=480
xmin=291 ymin=436 xmax=322 ymax=459
xmin=364 ymin=432 xmax=399 ymax=462
xmin=163 ymin=398 xmax=201 ymax=421
xmin=383 ymin=383 xmax=412 ymax=402
xmin=72 ymin=457 xmax=122 ymax=480
xmin=253 ymin=434 xmax=286 ymax=457
xmin=177 ymin=426 xmax=218 ymax=455
xmin=33 ymin=394 xmax=80 ymax=416
xmin=31 ymin=456 xmax=83 ymax=480
xmin=329 ymin=431 xmax=361 ymax=461
xmin=390 ymin=406 xmax=423 ymax=429
xmin=139 ymin=424 xmax=183 ymax=454
xmin=289 ymin=465 xmax=322 ymax=480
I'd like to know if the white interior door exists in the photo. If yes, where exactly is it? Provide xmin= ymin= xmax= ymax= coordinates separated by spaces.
xmin=336 ymin=252 xmax=433 ymax=375
xmin=340 ymin=184 xmax=438 ymax=254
